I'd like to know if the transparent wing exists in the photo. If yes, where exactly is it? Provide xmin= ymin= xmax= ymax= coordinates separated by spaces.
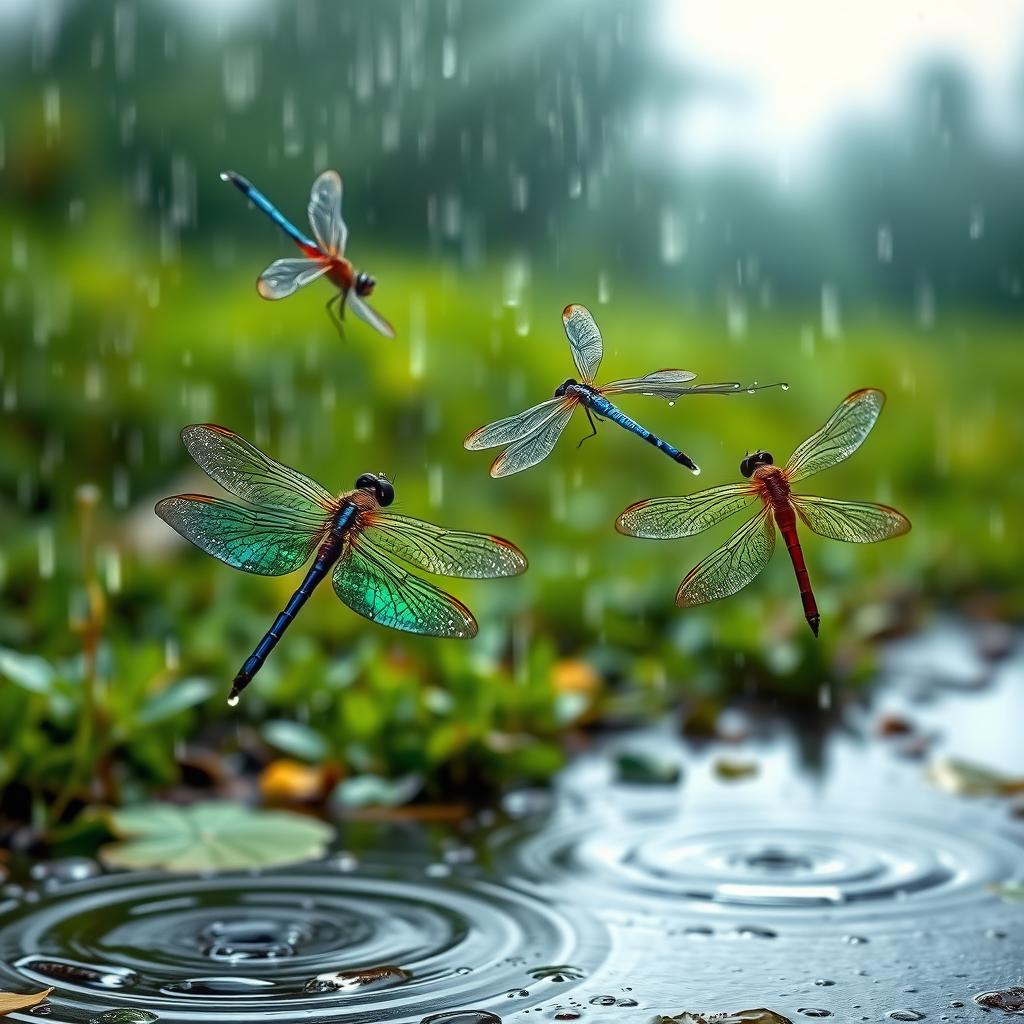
xmin=155 ymin=495 xmax=324 ymax=575
xmin=180 ymin=424 xmax=336 ymax=516
xmin=489 ymin=400 xmax=576 ymax=478
xmin=332 ymin=534 xmax=477 ymax=637
xmin=785 ymin=388 xmax=885 ymax=483
xmin=257 ymin=257 xmax=330 ymax=300
xmin=790 ymin=494 xmax=911 ymax=543
xmin=348 ymin=291 xmax=396 ymax=339
xmin=616 ymin=483 xmax=758 ymax=539
xmin=676 ymin=507 xmax=776 ymax=607
xmin=307 ymin=169 xmax=347 ymax=257
xmin=600 ymin=369 xmax=698 ymax=400
xmin=562 ymin=304 xmax=603 ymax=383
xmin=464 ymin=397 xmax=574 ymax=451
xmin=361 ymin=512 xmax=527 ymax=578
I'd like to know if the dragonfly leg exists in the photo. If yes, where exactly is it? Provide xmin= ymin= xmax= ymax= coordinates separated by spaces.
xmin=578 ymin=406 xmax=600 ymax=448
xmin=325 ymin=292 xmax=346 ymax=340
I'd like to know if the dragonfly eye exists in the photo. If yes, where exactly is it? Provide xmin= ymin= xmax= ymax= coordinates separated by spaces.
xmin=376 ymin=479 xmax=395 ymax=507
xmin=354 ymin=473 xmax=378 ymax=491
xmin=355 ymin=272 xmax=375 ymax=296
xmin=740 ymin=450 xmax=773 ymax=477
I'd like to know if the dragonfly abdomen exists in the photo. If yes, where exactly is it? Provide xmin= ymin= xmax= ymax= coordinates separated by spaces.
xmin=771 ymin=497 xmax=820 ymax=637
xmin=228 ymin=518 xmax=351 ymax=704
xmin=221 ymin=170 xmax=319 ymax=254
xmin=585 ymin=393 xmax=699 ymax=473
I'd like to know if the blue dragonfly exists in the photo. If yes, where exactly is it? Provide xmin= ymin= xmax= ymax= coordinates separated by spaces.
xmin=156 ymin=425 xmax=526 ymax=703
xmin=221 ymin=168 xmax=395 ymax=338
xmin=465 ymin=304 xmax=783 ymax=478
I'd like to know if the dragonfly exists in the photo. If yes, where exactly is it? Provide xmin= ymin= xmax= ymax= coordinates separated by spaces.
xmin=464 ymin=304 xmax=782 ymax=478
xmin=156 ymin=424 xmax=526 ymax=703
xmin=221 ymin=168 xmax=395 ymax=339
xmin=615 ymin=388 xmax=911 ymax=636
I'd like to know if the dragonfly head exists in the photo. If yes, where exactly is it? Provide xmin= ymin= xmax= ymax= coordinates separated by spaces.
xmin=740 ymin=450 xmax=774 ymax=478
xmin=354 ymin=271 xmax=376 ymax=297
xmin=554 ymin=378 xmax=577 ymax=398
xmin=355 ymin=472 xmax=394 ymax=507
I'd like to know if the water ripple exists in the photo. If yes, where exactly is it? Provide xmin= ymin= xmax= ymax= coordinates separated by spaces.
xmin=0 ymin=863 xmax=605 ymax=1023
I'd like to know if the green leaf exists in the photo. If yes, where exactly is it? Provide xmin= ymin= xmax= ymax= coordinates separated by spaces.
xmin=0 ymin=648 xmax=55 ymax=694
xmin=100 ymin=801 xmax=334 ymax=872
xmin=331 ymin=774 xmax=421 ymax=810
xmin=138 ymin=678 xmax=215 ymax=725
xmin=261 ymin=720 xmax=329 ymax=763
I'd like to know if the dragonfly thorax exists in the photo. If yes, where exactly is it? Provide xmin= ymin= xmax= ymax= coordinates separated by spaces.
xmin=354 ymin=472 xmax=394 ymax=507
xmin=354 ymin=271 xmax=375 ymax=297
xmin=740 ymin=450 xmax=774 ymax=478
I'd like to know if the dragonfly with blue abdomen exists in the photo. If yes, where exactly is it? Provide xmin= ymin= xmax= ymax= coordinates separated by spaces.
xmin=156 ymin=425 xmax=527 ymax=703
xmin=616 ymin=388 xmax=911 ymax=636
xmin=221 ymin=169 xmax=395 ymax=339
xmin=465 ymin=305 xmax=784 ymax=478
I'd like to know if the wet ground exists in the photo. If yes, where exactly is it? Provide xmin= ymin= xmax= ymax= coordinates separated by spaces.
xmin=1 ymin=621 xmax=1022 ymax=1023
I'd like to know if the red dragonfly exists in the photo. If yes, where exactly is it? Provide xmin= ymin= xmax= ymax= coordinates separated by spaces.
xmin=221 ymin=169 xmax=395 ymax=339
xmin=616 ymin=388 xmax=911 ymax=635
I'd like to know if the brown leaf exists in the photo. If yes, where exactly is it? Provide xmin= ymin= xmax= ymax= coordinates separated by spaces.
xmin=0 ymin=989 xmax=52 ymax=1015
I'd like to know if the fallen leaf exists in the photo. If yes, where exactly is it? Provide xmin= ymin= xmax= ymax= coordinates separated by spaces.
xmin=713 ymin=757 xmax=760 ymax=781
xmin=928 ymin=758 xmax=1024 ymax=797
xmin=0 ymin=988 xmax=52 ymax=1015
xmin=615 ymin=751 xmax=682 ymax=786
xmin=989 ymin=882 xmax=1024 ymax=903
xmin=100 ymin=801 xmax=334 ymax=872
xmin=259 ymin=759 xmax=329 ymax=803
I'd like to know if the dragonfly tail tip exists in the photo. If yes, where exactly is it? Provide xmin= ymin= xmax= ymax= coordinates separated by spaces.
xmin=808 ymin=615 xmax=820 ymax=638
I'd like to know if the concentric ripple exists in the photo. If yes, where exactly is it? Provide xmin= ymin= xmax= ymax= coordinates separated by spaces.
xmin=495 ymin=804 xmax=1024 ymax=929
xmin=0 ymin=863 xmax=604 ymax=1023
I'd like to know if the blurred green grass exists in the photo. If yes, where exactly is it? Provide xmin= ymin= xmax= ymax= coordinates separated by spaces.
xmin=1 ymin=210 xmax=1022 ymax=823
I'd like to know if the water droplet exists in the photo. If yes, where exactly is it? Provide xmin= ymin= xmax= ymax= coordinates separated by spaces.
xmin=89 ymin=1011 xmax=159 ymax=1024
xmin=226 ymin=695 xmax=239 ymax=708
xmin=422 ymin=1013 xmax=501 ymax=1024
xmin=15 ymin=957 xmax=138 ymax=990
xmin=798 ymin=1010 xmax=832 ymax=1018
xmin=888 ymin=1011 xmax=926 ymax=1021
xmin=162 ymin=977 xmax=275 ymax=996
xmin=974 ymin=987 xmax=1024 ymax=1012
xmin=304 ymin=965 xmax=410 ymax=994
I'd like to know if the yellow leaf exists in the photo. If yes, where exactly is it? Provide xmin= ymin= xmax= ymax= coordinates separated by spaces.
xmin=0 ymin=989 xmax=52 ymax=1015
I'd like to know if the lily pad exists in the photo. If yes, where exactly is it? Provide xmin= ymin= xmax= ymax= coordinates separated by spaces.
xmin=0 ymin=988 xmax=52 ymax=1015
xmin=927 ymin=757 xmax=1024 ymax=797
xmin=100 ymin=802 xmax=334 ymax=872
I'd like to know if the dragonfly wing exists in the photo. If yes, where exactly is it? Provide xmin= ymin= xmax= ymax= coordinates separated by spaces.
xmin=616 ymin=483 xmax=758 ymax=538
xmin=361 ymin=512 xmax=527 ymax=578
xmin=785 ymin=388 xmax=885 ymax=483
xmin=155 ymin=495 xmax=324 ymax=575
xmin=489 ymin=400 xmax=576 ymax=478
xmin=600 ymin=369 xmax=699 ymax=400
xmin=347 ymin=291 xmax=396 ymax=339
xmin=257 ymin=258 xmax=330 ymax=300
xmin=791 ymin=494 xmax=911 ymax=543
xmin=676 ymin=507 xmax=776 ymax=607
xmin=562 ymin=304 xmax=603 ymax=383
xmin=181 ymin=424 xmax=336 ymax=516
xmin=464 ymin=397 xmax=572 ymax=450
xmin=307 ymin=169 xmax=347 ymax=257
xmin=332 ymin=533 xmax=477 ymax=637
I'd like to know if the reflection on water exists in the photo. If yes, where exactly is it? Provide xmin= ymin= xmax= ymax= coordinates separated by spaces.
xmin=0 ymin=624 xmax=1021 ymax=1023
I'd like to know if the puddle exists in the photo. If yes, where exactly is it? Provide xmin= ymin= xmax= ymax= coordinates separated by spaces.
xmin=0 ymin=625 xmax=1021 ymax=1022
